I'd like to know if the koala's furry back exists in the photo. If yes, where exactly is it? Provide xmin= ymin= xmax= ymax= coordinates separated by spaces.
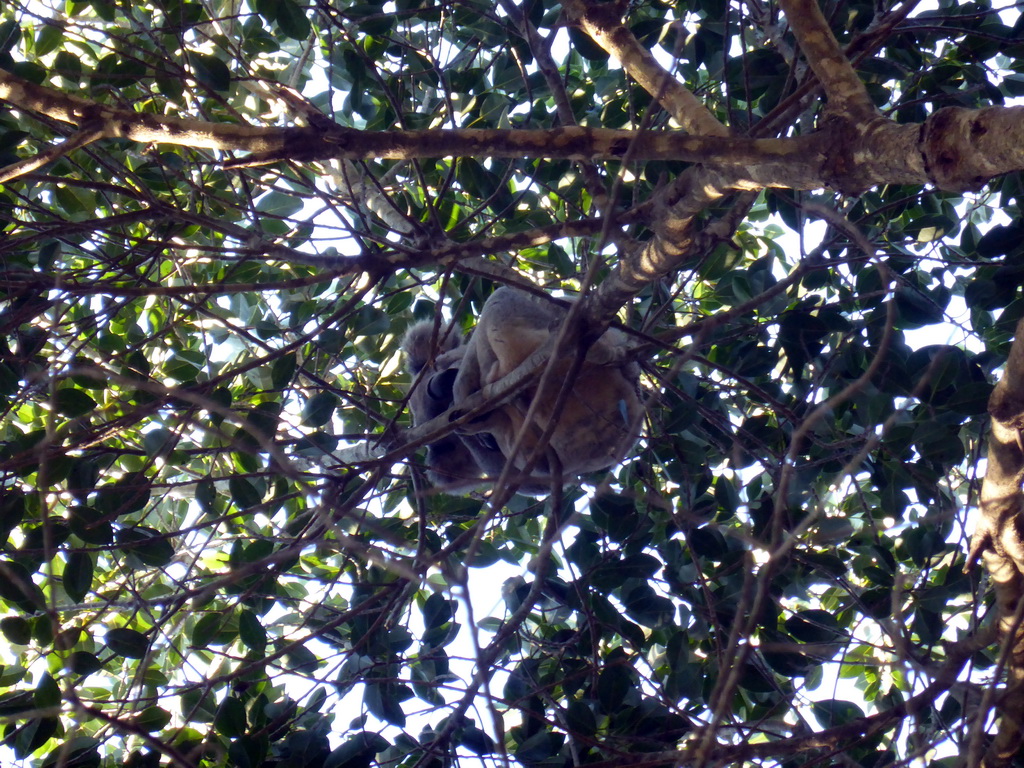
xmin=401 ymin=289 xmax=642 ymax=493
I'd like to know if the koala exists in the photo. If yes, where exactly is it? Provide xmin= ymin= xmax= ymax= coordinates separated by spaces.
xmin=403 ymin=288 xmax=642 ymax=493
xmin=402 ymin=320 xmax=509 ymax=490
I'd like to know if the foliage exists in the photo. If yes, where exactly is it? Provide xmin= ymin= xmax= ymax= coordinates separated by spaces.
xmin=0 ymin=0 xmax=1022 ymax=766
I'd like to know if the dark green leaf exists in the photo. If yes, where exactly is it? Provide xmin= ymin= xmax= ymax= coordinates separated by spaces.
xmin=364 ymin=682 xmax=406 ymax=727
xmin=66 ymin=651 xmax=103 ymax=677
xmin=0 ymin=560 xmax=46 ymax=611
xmin=35 ymin=673 xmax=61 ymax=708
xmin=0 ymin=20 xmax=21 ymax=52
xmin=0 ymin=691 xmax=34 ymax=717
xmin=302 ymin=391 xmax=338 ymax=427
xmin=192 ymin=613 xmax=232 ymax=648
xmin=324 ymin=732 xmax=389 ymax=768
xmin=188 ymin=52 xmax=231 ymax=91
xmin=214 ymin=696 xmax=248 ymax=738
xmin=596 ymin=664 xmax=632 ymax=714
xmin=1 ymin=616 xmax=31 ymax=645
xmin=785 ymin=610 xmax=843 ymax=644
xmin=422 ymin=592 xmax=453 ymax=629
xmin=54 ymin=387 xmax=97 ymax=416
xmin=133 ymin=706 xmax=171 ymax=732
xmin=271 ymin=352 xmax=297 ymax=389
xmin=68 ymin=506 xmax=113 ymax=545
xmin=459 ymin=725 xmax=496 ymax=755
xmin=10 ymin=717 xmax=59 ymax=759
xmin=276 ymin=0 xmax=311 ymax=40
xmin=116 ymin=527 xmax=174 ymax=567
xmin=238 ymin=609 xmax=267 ymax=653
xmin=105 ymin=628 xmax=150 ymax=659
xmin=283 ymin=644 xmax=320 ymax=673
xmin=811 ymin=699 xmax=865 ymax=728
xmin=229 ymin=477 xmax=263 ymax=509
xmin=63 ymin=551 xmax=93 ymax=602
xmin=514 ymin=731 xmax=565 ymax=764
xmin=95 ymin=473 xmax=150 ymax=517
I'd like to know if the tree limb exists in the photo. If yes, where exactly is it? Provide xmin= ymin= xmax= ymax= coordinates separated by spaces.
xmin=971 ymin=316 xmax=1024 ymax=766
xmin=778 ymin=0 xmax=878 ymax=123
xmin=561 ymin=0 xmax=729 ymax=137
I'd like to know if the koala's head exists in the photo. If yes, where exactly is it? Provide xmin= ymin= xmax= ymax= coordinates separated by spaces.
xmin=403 ymin=321 xmax=510 ymax=491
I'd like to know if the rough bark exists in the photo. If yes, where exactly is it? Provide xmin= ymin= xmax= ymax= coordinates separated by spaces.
xmin=973 ymin=318 xmax=1024 ymax=766
xmin=3 ymin=69 xmax=1024 ymax=195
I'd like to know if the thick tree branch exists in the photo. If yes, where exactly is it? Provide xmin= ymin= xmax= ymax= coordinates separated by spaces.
xmin=972 ymin=316 xmax=1024 ymax=767
xmin=778 ymin=0 xmax=878 ymax=123
xmin=2 ymin=70 xmax=1023 ymax=195
xmin=561 ymin=0 xmax=729 ymax=137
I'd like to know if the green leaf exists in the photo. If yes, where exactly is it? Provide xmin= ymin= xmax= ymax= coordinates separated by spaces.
xmin=229 ymin=477 xmax=263 ymax=509
xmin=1 ymin=616 xmax=32 ymax=645
xmin=66 ymin=651 xmax=103 ymax=677
xmin=11 ymin=717 xmax=59 ymax=759
xmin=596 ymin=664 xmax=632 ymax=714
xmin=0 ymin=490 xmax=25 ymax=535
xmin=256 ymin=190 xmax=305 ymax=218
xmin=422 ymin=592 xmax=453 ymax=629
xmin=565 ymin=700 xmax=597 ymax=737
xmin=63 ymin=551 xmax=93 ymax=602
xmin=785 ymin=610 xmax=843 ymax=643
xmin=95 ymin=472 xmax=150 ymax=517
xmin=116 ymin=527 xmax=175 ymax=567
xmin=35 ymin=672 xmax=61 ymax=708
xmin=514 ymin=731 xmax=565 ymax=763
xmin=188 ymin=52 xmax=231 ymax=91
xmin=133 ymin=706 xmax=171 ymax=732
xmin=276 ymin=0 xmax=311 ymax=39
xmin=105 ymin=628 xmax=150 ymax=659
xmin=142 ymin=428 xmax=177 ymax=457
xmin=180 ymin=688 xmax=219 ymax=725
xmin=811 ymin=699 xmax=865 ymax=728
xmin=238 ymin=609 xmax=267 ymax=653
xmin=35 ymin=23 xmax=64 ymax=57
xmin=301 ymin=391 xmax=338 ymax=427
xmin=214 ymin=696 xmax=248 ymax=738
xmin=0 ymin=690 xmax=34 ymax=717
xmin=53 ymin=50 xmax=82 ymax=80
xmin=192 ymin=612 xmax=236 ymax=648
xmin=284 ymin=644 xmax=320 ymax=673
xmin=363 ymin=682 xmax=406 ymax=727
xmin=54 ymin=387 xmax=97 ymax=417
xmin=459 ymin=724 xmax=496 ymax=755
xmin=51 ymin=627 xmax=82 ymax=653
xmin=568 ymin=26 xmax=608 ymax=61
xmin=39 ymin=738 xmax=99 ymax=768
xmin=68 ymin=506 xmax=113 ymax=545
xmin=271 ymin=352 xmax=297 ymax=389
xmin=182 ymin=481 xmax=211 ymax=518
xmin=0 ymin=560 xmax=46 ymax=611
xmin=0 ymin=20 xmax=21 ymax=52
xmin=324 ymin=733 xmax=389 ymax=768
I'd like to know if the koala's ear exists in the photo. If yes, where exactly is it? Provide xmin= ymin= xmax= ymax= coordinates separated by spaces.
xmin=427 ymin=367 xmax=458 ymax=402
xmin=402 ymin=320 xmax=463 ymax=374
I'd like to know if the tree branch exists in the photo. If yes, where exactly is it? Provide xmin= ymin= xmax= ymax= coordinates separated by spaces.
xmin=3 ymin=70 xmax=1023 ymax=196
xmin=561 ymin=0 xmax=729 ymax=137
xmin=971 ymin=316 xmax=1024 ymax=766
xmin=777 ymin=0 xmax=878 ymax=122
